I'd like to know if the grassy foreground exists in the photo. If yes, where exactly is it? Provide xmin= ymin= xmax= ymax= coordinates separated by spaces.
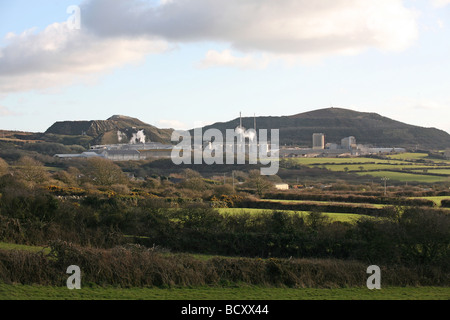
xmin=1 ymin=284 xmax=449 ymax=300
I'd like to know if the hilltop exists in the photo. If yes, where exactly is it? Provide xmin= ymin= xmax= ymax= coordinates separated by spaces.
xmin=200 ymin=108 xmax=450 ymax=150
xmin=11 ymin=107 xmax=450 ymax=151
xmin=45 ymin=115 xmax=174 ymax=145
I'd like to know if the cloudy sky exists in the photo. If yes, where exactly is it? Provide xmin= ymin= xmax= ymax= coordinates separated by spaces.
xmin=0 ymin=0 xmax=449 ymax=133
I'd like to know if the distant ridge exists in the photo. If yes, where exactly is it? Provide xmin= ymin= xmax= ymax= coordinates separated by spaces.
xmin=43 ymin=108 xmax=450 ymax=150
xmin=200 ymin=107 xmax=450 ymax=150
xmin=45 ymin=115 xmax=174 ymax=145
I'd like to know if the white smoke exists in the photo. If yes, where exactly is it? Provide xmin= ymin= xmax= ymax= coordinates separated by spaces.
xmin=235 ymin=126 xmax=256 ymax=142
xmin=130 ymin=129 xmax=146 ymax=144
xmin=117 ymin=130 xmax=127 ymax=142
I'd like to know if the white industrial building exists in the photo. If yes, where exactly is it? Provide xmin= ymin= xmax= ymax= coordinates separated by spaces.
xmin=312 ymin=133 xmax=325 ymax=150
xmin=55 ymin=142 xmax=173 ymax=161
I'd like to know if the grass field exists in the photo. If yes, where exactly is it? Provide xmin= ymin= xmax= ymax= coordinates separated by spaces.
xmin=317 ymin=163 xmax=446 ymax=172
xmin=385 ymin=153 xmax=429 ymax=160
xmin=409 ymin=196 xmax=450 ymax=207
xmin=288 ymin=153 xmax=450 ymax=183
xmin=386 ymin=152 xmax=450 ymax=163
xmin=1 ymin=284 xmax=449 ymax=300
xmin=0 ymin=242 xmax=49 ymax=254
xmin=291 ymin=157 xmax=408 ymax=166
xmin=410 ymin=169 xmax=450 ymax=175
xmin=265 ymin=199 xmax=387 ymax=209
xmin=216 ymin=208 xmax=362 ymax=223
xmin=0 ymin=243 xmax=448 ymax=301
xmin=355 ymin=171 xmax=449 ymax=183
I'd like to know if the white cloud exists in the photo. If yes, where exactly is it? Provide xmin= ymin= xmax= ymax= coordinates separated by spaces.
xmin=431 ymin=0 xmax=450 ymax=7
xmin=198 ymin=50 xmax=272 ymax=69
xmin=83 ymin=0 xmax=419 ymax=56
xmin=0 ymin=0 xmax=421 ymax=93
xmin=0 ymin=22 xmax=167 ymax=93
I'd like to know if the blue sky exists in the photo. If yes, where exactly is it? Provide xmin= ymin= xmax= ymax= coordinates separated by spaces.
xmin=0 ymin=0 xmax=449 ymax=134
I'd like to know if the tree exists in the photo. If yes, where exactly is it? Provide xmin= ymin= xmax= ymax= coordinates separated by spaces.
xmin=15 ymin=156 xmax=50 ymax=184
xmin=54 ymin=167 xmax=81 ymax=186
xmin=85 ymin=157 xmax=127 ymax=186
xmin=306 ymin=211 xmax=330 ymax=231
xmin=246 ymin=170 xmax=273 ymax=197
xmin=180 ymin=169 xmax=207 ymax=191
xmin=396 ymin=207 xmax=450 ymax=265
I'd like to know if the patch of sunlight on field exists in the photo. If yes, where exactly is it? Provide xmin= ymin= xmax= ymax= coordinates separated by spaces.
xmin=409 ymin=169 xmax=450 ymax=175
xmin=266 ymin=199 xmax=387 ymax=208
xmin=0 ymin=284 xmax=448 ymax=300
xmin=291 ymin=157 xmax=406 ymax=166
xmin=386 ymin=153 xmax=429 ymax=160
xmin=290 ymin=154 xmax=450 ymax=170
xmin=355 ymin=171 xmax=448 ymax=183
xmin=408 ymin=196 xmax=450 ymax=207
xmin=321 ymin=164 xmax=444 ymax=172
xmin=386 ymin=153 xmax=450 ymax=164
xmin=0 ymin=242 xmax=50 ymax=254
xmin=216 ymin=208 xmax=361 ymax=223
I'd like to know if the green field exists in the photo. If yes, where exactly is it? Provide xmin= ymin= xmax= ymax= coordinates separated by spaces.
xmin=0 ymin=242 xmax=49 ymax=254
xmin=1 ymin=284 xmax=448 ymax=300
xmin=288 ymin=153 xmax=450 ymax=183
xmin=318 ymin=163 xmax=444 ymax=172
xmin=409 ymin=196 xmax=450 ymax=207
xmin=265 ymin=199 xmax=387 ymax=208
xmin=355 ymin=171 xmax=449 ymax=183
xmin=386 ymin=152 xmax=450 ymax=163
xmin=216 ymin=208 xmax=362 ymax=223
xmin=410 ymin=169 xmax=450 ymax=175
xmin=291 ymin=157 xmax=407 ymax=166
xmin=385 ymin=153 xmax=430 ymax=160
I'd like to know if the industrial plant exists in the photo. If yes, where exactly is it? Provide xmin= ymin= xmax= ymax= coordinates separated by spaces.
xmin=55 ymin=142 xmax=173 ymax=161
xmin=280 ymin=133 xmax=405 ymax=158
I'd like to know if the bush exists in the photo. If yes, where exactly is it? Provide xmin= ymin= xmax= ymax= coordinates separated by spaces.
xmin=0 ymin=242 xmax=447 ymax=288
xmin=441 ymin=199 xmax=450 ymax=208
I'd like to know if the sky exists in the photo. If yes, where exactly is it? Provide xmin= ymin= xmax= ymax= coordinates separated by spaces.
xmin=0 ymin=0 xmax=449 ymax=134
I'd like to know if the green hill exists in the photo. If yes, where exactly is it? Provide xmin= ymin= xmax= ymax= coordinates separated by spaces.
xmin=199 ymin=108 xmax=450 ymax=150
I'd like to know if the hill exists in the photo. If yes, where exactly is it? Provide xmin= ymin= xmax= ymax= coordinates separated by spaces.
xmin=45 ymin=115 xmax=174 ymax=145
xmin=199 ymin=108 xmax=450 ymax=150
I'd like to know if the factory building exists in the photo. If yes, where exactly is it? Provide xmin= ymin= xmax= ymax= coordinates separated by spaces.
xmin=341 ymin=136 xmax=357 ymax=150
xmin=54 ymin=142 xmax=173 ymax=161
xmin=312 ymin=133 xmax=325 ymax=150
xmin=280 ymin=133 xmax=405 ymax=158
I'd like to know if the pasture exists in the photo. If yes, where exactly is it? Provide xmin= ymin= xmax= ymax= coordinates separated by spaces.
xmin=216 ymin=208 xmax=362 ymax=223
xmin=1 ymin=284 xmax=449 ymax=300
xmin=289 ymin=153 xmax=450 ymax=183
xmin=355 ymin=171 xmax=449 ymax=183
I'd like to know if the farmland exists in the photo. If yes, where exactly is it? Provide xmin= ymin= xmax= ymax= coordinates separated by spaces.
xmin=217 ymin=208 xmax=363 ymax=223
xmin=286 ymin=152 xmax=450 ymax=184
xmin=0 ymin=152 xmax=448 ymax=303
xmin=1 ymin=283 xmax=449 ymax=300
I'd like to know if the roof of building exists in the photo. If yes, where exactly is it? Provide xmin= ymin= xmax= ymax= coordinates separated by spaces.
xmin=54 ymin=152 xmax=104 ymax=158
xmin=103 ymin=150 xmax=141 ymax=155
